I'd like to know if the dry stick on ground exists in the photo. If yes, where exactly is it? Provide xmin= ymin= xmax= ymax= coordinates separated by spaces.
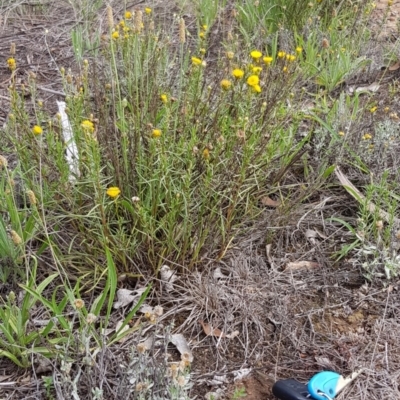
xmin=335 ymin=166 xmax=400 ymax=225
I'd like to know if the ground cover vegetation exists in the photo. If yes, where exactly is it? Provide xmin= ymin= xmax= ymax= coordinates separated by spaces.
xmin=1 ymin=0 xmax=400 ymax=398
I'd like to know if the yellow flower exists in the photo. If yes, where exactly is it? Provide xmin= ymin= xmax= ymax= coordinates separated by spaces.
xmin=226 ymin=51 xmax=234 ymax=59
xmin=277 ymin=51 xmax=286 ymax=58
xmin=32 ymin=125 xmax=43 ymax=135
xmin=250 ymin=50 xmax=262 ymax=60
xmin=106 ymin=187 xmax=121 ymax=198
xmin=232 ymin=69 xmax=244 ymax=79
xmin=160 ymin=94 xmax=168 ymax=104
xmin=287 ymin=54 xmax=296 ymax=62
xmin=81 ymin=120 xmax=94 ymax=132
xmin=152 ymin=129 xmax=162 ymax=138
xmin=362 ymin=133 xmax=372 ymax=140
xmin=283 ymin=66 xmax=288 ymax=73
xmin=200 ymin=48 xmax=206 ymax=54
xmin=199 ymin=31 xmax=206 ymax=39
xmin=112 ymin=31 xmax=119 ymax=40
xmin=296 ymin=46 xmax=303 ymax=54
xmin=338 ymin=131 xmax=345 ymax=136
xmin=202 ymin=148 xmax=210 ymax=159
xmin=125 ymin=11 xmax=132 ymax=19
xmin=246 ymin=75 xmax=259 ymax=87
xmin=202 ymin=24 xmax=208 ymax=31
xmin=252 ymin=66 xmax=262 ymax=75
xmin=220 ymin=79 xmax=232 ymax=90
xmin=252 ymin=84 xmax=262 ymax=93
xmin=191 ymin=56 xmax=203 ymax=66
xmin=7 ymin=57 xmax=16 ymax=71
xmin=263 ymin=56 xmax=273 ymax=65
xmin=119 ymin=20 xmax=125 ymax=28
xmin=370 ymin=106 xmax=377 ymax=113
xmin=145 ymin=7 xmax=152 ymax=15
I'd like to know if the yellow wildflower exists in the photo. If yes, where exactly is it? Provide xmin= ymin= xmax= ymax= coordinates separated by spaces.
xmin=296 ymin=46 xmax=303 ymax=54
xmin=263 ymin=56 xmax=273 ymax=65
xmin=125 ymin=11 xmax=132 ymax=19
xmin=246 ymin=75 xmax=259 ymax=87
xmin=362 ymin=133 xmax=372 ymax=140
xmin=145 ymin=7 xmax=152 ymax=15
xmin=199 ymin=31 xmax=206 ymax=39
xmin=160 ymin=94 xmax=168 ymax=104
xmin=232 ymin=69 xmax=244 ymax=79
xmin=252 ymin=66 xmax=262 ymax=75
xmin=338 ymin=131 xmax=345 ymax=136
xmin=200 ymin=48 xmax=206 ymax=54
xmin=370 ymin=106 xmax=377 ymax=113
xmin=202 ymin=24 xmax=208 ymax=31
xmin=226 ymin=51 xmax=234 ymax=59
xmin=112 ymin=31 xmax=119 ymax=40
xmin=283 ymin=66 xmax=288 ymax=73
xmin=202 ymin=148 xmax=210 ymax=159
xmin=277 ymin=51 xmax=286 ymax=58
xmin=81 ymin=120 xmax=94 ymax=132
xmin=250 ymin=50 xmax=262 ymax=61
xmin=7 ymin=57 xmax=16 ymax=71
xmin=152 ymin=129 xmax=162 ymax=138
xmin=106 ymin=187 xmax=121 ymax=198
xmin=191 ymin=56 xmax=203 ymax=66
xmin=252 ymin=84 xmax=262 ymax=93
xmin=32 ymin=125 xmax=43 ymax=135
xmin=220 ymin=79 xmax=232 ymax=90
xmin=288 ymin=54 xmax=296 ymax=62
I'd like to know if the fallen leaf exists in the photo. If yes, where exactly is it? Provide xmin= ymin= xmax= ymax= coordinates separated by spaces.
xmin=285 ymin=261 xmax=319 ymax=271
xmin=199 ymin=320 xmax=226 ymax=338
xmin=261 ymin=196 xmax=280 ymax=207
xmin=138 ymin=336 xmax=153 ymax=351
xmin=113 ymin=287 xmax=147 ymax=309
xmin=207 ymin=375 xmax=228 ymax=386
xmin=160 ymin=265 xmax=177 ymax=292
xmin=389 ymin=61 xmax=400 ymax=71
xmin=170 ymin=333 xmax=193 ymax=362
xmin=233 ymin=368 xmax=252 ymax=381
xmin=348 ymin=82 xmax=380 ymax=94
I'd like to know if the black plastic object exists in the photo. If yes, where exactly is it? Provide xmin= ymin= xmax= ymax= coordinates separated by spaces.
xmin=272 ymin=379 xmax=311 ymax=400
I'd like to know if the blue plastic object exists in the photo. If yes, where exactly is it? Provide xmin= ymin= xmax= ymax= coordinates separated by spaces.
xmin=307 ymin=371 xmax=341 ymax=400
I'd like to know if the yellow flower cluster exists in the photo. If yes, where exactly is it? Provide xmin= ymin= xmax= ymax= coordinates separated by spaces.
xmin=199 ymin=23 xmax=207 ymax=39
xmin=191 ymin=56 xmax=206 ymax=67
xmin=220 ymin=79 xmax=232 ymax=91
xmin=32 ymin=125 xmax=43 ymax=135
xmin=81 ymin=120 xmax=94 ymax=132
xmin=7 ymin=57 xmax=16 ymax=71
xmin=152 ymin=129 xmax=162 ymax=138
xmin=232 ymin=69 xmax=244 ymax=79
xmin=160 ymin=94 xmax=168 ymax=104
xmin=107 ymin=187 xmax=121 ymax=198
